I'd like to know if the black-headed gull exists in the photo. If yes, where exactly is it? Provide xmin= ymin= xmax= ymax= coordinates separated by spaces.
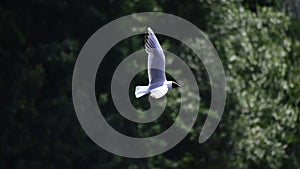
xmin=135 ymin=27 xmax=181 ymax=99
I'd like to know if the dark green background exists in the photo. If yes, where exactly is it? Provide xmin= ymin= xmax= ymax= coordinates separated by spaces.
xmin=1 ymin=0 xmax=299 ymax=168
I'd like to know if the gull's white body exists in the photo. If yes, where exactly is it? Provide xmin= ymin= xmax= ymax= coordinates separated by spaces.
xmin=135 ymin=81 xmax=172 ymax=99
xmin=135 ymin=27 xmax=174 ymax=99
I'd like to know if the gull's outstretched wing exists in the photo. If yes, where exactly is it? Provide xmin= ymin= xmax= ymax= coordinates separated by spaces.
xmin=145 ymin=27 xmax=166 ymax=89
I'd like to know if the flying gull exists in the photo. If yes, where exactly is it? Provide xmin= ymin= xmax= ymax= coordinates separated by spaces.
xmin=135 ymin=27 xmax=181 ymax=99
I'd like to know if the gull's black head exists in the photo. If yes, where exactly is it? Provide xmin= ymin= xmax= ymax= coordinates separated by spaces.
xmin=171 ymin=81 xmax=181 ymax=89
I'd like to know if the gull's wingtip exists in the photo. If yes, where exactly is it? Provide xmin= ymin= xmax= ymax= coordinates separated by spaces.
xmin=146 ymin=26 xmax=154 ymax=34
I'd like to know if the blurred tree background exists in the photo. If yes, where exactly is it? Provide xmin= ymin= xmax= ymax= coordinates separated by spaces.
xmin=0 ymin=0 xmax=299 ymax=168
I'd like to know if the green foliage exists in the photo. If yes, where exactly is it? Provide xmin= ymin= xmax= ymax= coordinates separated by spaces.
xmin=1 ymin=0 xmax=299 ymax=169
xmin=209 ymin=0 xmax=300 ymax=168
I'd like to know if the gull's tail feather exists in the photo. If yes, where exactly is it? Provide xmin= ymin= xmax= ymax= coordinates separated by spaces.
xmin=135 ymin=86 xmax=150 ymax=98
